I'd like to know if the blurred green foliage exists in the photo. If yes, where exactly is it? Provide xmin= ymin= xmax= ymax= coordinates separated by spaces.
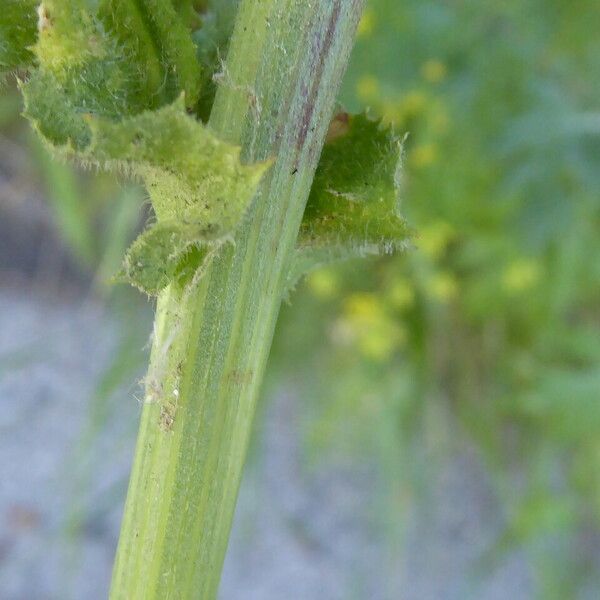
xmin=273 ymin=0 xmax=600 ymax=595
xmin=2 ymin=0 xmax=600 ymax=595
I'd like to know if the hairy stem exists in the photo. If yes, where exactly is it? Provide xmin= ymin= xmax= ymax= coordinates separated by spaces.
xmin=110 ymin=1 xmax=364 ymax=598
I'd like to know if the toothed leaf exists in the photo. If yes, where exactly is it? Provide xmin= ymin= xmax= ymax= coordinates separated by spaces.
xmin=289 ymin=112 xmax=412 ymax=287
xmin=28 ymin=0 xmax=201 ymax=114
xmin=99 ymin=0 xmax=202 ymax=109
xmin=119 ymin=221 xmax=221 ymax=295
xmin=24 ymin=90 xmax=271 ymax=293
xmin=22 ymin=1 xmax=271 ymax=295
xmin=26 ymin=1 xmax=155 ymax=133
xmin=0 ymin=1 xmax=38 ymax=74
xmin=86 ymin=97 xmax=272 ymax=230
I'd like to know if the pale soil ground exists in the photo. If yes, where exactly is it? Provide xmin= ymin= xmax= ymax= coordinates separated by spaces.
xmin=0 ymin=148 xmax=535 ymax=599
xmin=0 ymin=283 xmax=535 ymax=599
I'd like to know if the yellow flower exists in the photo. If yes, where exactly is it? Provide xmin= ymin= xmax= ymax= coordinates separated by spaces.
xmin=418 ymin=221 xmax=456 ymax=260
xmin=357 ymin=9 xmax=376 ymax=38
xmin=357 ymin=324 xmax=406 ymax=362
xmin=307 ymin=268 xmax=339 ymax=299
xmin=388 ymin=279 xmax=415 ymax=310
xmin=344 ymin=292 xmax=384 ymax=324
xmin=426 ymin=271 xmax=459 ymax=302
xmin=356 ymin=75 xmax=380 ymax=102
xmin=421 ymin=59 xmax=447 ymax=84
xmin=502 ymin=259 xmax=541 ymax=293
xmin=401 ymin=90 xmax=428 ymax=117
xmin=410 ymin=143 xmax=438 ymax=169
xmin=342 ymin=293 xmax=405 ymax=361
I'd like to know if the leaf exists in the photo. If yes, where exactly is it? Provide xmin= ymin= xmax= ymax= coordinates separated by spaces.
xmin=118 ymin=221 xmax=221 ymax=295
xmin=99 ymin=0 xmax=202 ymax=109
xmin=289 ymin=112 xmax=412 ymax=288
xmin=28 ymin=1 xmax=151 ymax=131
xmin=22 ymin=1 xmax=272 ymax=295
xmin=29 ymin=0 xmax=201 ymax=114
xmin=24 ymin=91 xmax=271 ymax=293
xmin=22 ymin=69 xmax=95 ymax=149
xmin=0 ymin=1 xmax=38 ymax=74
xmin=86 ymin=96 xmax=272 ymax=233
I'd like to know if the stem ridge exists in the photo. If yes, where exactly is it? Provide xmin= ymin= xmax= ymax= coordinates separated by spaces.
xmin=110 ymin=2 xmax=364 ymax=598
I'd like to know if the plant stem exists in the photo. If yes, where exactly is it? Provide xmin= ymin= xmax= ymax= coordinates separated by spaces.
xmin=110 ymin=1 xmax=364 ymax=598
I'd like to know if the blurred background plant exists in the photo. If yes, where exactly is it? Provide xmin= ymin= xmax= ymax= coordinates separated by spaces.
xmin=1 ymin=0 xmax=600 ymax=597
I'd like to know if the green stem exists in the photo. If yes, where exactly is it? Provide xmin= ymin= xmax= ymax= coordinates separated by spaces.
xmin=110 ymin=1 xmax=364 ymax=598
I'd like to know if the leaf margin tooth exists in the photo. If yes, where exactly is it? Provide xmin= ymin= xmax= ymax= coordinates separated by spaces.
xmin=288 ymin=110 xmax=413 ymax=293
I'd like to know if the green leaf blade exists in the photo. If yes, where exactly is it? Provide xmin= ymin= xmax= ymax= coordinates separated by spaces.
xmin=22 ymin=2 xmax=271 ymax=295
xmin=86 ymin=97 xmax=272 ymax=231
xmin=118 ymin=221 xmax=218 ymax=295
xmin=90 ymin=97 xmax=271 ymax=295
xmin=291 ymin=112 xmax=412 ymax=287
xmin=99 ymin=0 xmax=202 ymax=109
xmin=0 ymin=1 xmax=38 ymax=74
